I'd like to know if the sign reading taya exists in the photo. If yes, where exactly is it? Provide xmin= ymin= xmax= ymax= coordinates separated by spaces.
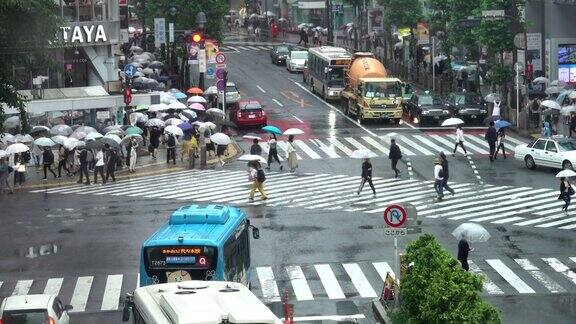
xmin=60 ymin=24 xmax=108 ymax=44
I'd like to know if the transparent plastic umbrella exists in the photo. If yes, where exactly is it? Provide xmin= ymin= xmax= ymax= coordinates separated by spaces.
xmin=210 ymin=132 xmax=232 ymax=145
xmin=50 ymin=124 xmax=72 ymax=136
xmin=165 ymin=125 xmax=184 ymax=137
xmin=452 ymin=223 xmax=491 ymax=243
xmin=33 ymin=137 xmax=55 ymax=147
xmin=6 ymin=143 xmax=30 ymax=154
xmin=351 ymin=149 xmax=378 ymax=159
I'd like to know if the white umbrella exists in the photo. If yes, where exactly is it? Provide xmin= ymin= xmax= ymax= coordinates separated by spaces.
xmin=50 ymin=124 xmax=72 ymax=136
xmin=533 ymin=76 xmax=549 ymax=84
xmin=160 ymin=92 xmax=175 ymax=104
xmin=3 ymin=116 xmax=20 ymax=129
xmin=541 ymin=100 xmax=562 ymax=110
xmin=167 ymin=101 xmax=187 ymax=110
xmin=238 ymin=154 xmax=267 ymax=164
xmin=51 ymin=135 xmax=68 ymax=145
xmin=165 ymin=125 xmax=184 ymax=137
xmin=30 ymin=125 xmax=50 ymax=134
xmin=569 ymin=91 xmax=576 ymax=100
xmin=101 ymin=134 xmax=122 ymax=147
xmin=130 ymin=112 xmax=149 ymax=124
xmin=149 ymin=103 xmax=169 ymax=112
xmin=1 ymin=133 xmax=15 ymax=143
xmin=85 ymin=132 xmax=103 ymax=141
xmin=550 ymin=80 xmax=567 ymax=88
xmin=14 ymin=134 xmax=34 ymax=143
xmin=283 ymin=128 xmax=305 ymax=135
xmin=187 ymin=96 xmax=207 ymax=104
xmin=34 ymin=137 xmax=55 ymax=147
xmin=121 ymin=134 xmax=143 ymax=145
xmin=146 ymin=118 xmax=166 ymax=127
xmin=6 ymin=143 xmax=29 ymax=154
xmin=556 ymin=169 xmax=576 ymax=178
xmin=484 ymin=93 xmax=500 ymax=103
xmin=0 ymin=150 xmax=8 ymax=159
xmin=560 ymin=105 xmax=576 ymax=116
xmin=63 ymin=138 xmax=83 ymax=150
xmin=103 ymin=125 xmax=123 ymax=134
xmin=545 ymin=86 xmax=562 ymax=95
xmin=441 ymin=117 xmax=465 ymax=126
xmin=242 ymin=135 xmax=262 ymax=140
xmin=210 ymin=132 xmax=232 ymax=145
xmin=105 ymin=130 xmax=124 ymax=137
xmin=451 ymin=223 xmax=491 ymax=243
xmin=204 ymin=86 xmax=218 ymax=95
xmin=203 ymin=121 xmax=217 ymax=130
xmin=165 ymin=118 xmax=184 ymax=126
xmin=351 ymin=149 xmax=378 ymax=159
xmin=181 ymin=109 xmax=198 ymax=120
xmin=75 ymin=126 xmax=97 ymax=134
xmin=70 ymin=131 xmax=87 ymax=140
xmin=206 ymin=108 xmax=225 ymax=116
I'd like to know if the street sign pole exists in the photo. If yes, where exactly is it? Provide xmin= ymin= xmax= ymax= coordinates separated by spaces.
xmin=383 ymin=204 xmax=408 ymax=307
xmin=222 ymin=71 xmax=228 ymax=118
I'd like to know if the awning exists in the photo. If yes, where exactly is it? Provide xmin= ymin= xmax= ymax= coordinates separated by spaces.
xmin=297 ymin=1 xmax=325 ymax=9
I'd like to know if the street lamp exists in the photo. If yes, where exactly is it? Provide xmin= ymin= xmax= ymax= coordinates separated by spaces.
xmin=196 ymin=11 xmax=207 ymax=29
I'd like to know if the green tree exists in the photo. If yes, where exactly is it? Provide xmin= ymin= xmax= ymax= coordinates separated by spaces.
xmin=379 ymin=0 xmax=423 ymax=61
xmin=0 ymin=0 xmax=61 ymax=133
xmin=395 ymin=234 xmax=501 ymax=323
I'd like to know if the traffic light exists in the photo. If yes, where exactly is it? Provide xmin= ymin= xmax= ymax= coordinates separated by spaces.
xmin=123 ymin=87 xmax=132 ymax=105
xmin=190 ymin=32 xmax=204 ymax=45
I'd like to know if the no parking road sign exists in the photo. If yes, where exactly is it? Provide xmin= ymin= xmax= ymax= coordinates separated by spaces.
xmin=383 ymin=204 xmax=407 ymax=228
xmin=215 ymin=52 xmax=226 ymax=65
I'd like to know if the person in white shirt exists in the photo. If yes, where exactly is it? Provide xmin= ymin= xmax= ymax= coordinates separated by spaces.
xmin=433 ymin=158 xmax=444 ymax=200
xmin=94 ymin=149 xmax=105 ymax=184
xmin=492 ymin=100 xmax=501 ymax=117
xmin=129 ymin=138 xmax=139 ymax=172
xmin=285 ymin=135 xmax=298 ymax=172
xmin=453 ymin=125 xmax=467 ymax=155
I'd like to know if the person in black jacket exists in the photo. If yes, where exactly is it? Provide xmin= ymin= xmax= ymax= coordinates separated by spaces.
xmin=149 ymin=127 xmax=161 ymax=159
xmin=439 ymin=152 xmax=455 ymax=196
xmin=485 ymin=121 xmax=498 ymax=162
xmin=357 ymin=158 xmax=376 ymax=197
xmin=77 ymin=147 xmax=90 ymax=185
xmin=250 ymin=139 xmax=262 ymax=156
xmin=104 ymin=145 xmax=117 ymax=182
xmin=41 ymin=147 xmax=57 ymax=180
xmin=458 ymin=234 xmax=472 ymax=271
xmin=559 ymin=177 xmax=572 ymax=214
xmin=388 ymin=139 xmax=402 ymax=178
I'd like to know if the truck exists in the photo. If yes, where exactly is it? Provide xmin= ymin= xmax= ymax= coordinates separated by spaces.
xmin=341 ymin=52 xmax=406 ymax=124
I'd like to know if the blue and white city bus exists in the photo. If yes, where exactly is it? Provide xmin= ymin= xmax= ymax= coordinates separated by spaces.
xmin=139 ymin=204 xmax=260 ymax=287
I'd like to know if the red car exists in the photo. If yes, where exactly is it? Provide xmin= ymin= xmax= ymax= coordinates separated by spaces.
xmin=230 ymin=99 xmax=267 ymax=127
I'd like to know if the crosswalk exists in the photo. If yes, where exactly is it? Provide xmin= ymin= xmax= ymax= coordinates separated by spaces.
xmin=1 ymin=256 xmax=575 ymax=313
xmin=220 ymin=44 xmax=274 ymax=53
xmin=238 ymin=133 xmax=527 ymax=160
xmin=31 ymin=169 xmax=576 ymax=230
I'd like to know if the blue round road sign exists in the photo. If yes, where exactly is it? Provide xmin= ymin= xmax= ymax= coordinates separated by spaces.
xmin=206 ymin=67 xmax=215 ymax=76
xmin=124 ymin=64 xmax=136 ymax=78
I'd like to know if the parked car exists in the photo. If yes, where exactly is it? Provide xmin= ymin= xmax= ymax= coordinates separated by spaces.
xmin=0 ymin=294 xmax=72 ymax=324
xmin=270 ymin=44 xmax=292 ymax=65
xmin=218 ymin=82 xmax=241 ymax=105
xmin=404 ymin=91 xmax=450 ymax=126
xmin=514 ymin=136 xmax=576 ymax=170
xmin=286 ymin=50 xmax=308 ymax=73
xmin=445 ymin=92 xmax=487 ymax=124
xmin=230 ymin=99 xmax=267 ymax=128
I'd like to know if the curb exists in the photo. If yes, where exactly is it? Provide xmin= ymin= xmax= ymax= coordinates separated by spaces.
xmin=371 ymin=299 xmax=392 ymax=324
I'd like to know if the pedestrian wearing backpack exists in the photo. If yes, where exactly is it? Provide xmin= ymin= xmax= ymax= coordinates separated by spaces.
xmin=77 ymin=147 xmax=90 ymax=185
xmin=41 ymin=147 xmax=57 ymax=180
xmin=249 ymin=162 xmax=268 ymax=201
xmin=166 ymin=132 xmax=177 ymax=165
xmin=433 ymin=158 xmax=444 ymax=201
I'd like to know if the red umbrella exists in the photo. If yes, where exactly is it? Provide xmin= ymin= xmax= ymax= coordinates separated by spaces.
xmin=186 ymin=87 xmax=203 ymax=95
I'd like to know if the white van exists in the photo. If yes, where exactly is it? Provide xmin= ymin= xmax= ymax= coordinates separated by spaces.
xmin=286 ymin=51 xmax=309 ymax=73
xmin=0 ymin=294 xmax=72 ymax=324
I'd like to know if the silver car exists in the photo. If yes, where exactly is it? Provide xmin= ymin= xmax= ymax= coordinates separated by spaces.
xmin=219 ymin=82 xmax=241 ymax=105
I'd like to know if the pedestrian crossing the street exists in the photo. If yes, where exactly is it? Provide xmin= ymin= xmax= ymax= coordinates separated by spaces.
xmin=1 ymin=256 xmax=575 ymax=313
xmin=238 ymin=133 xmax=527 ymax=161
xmin=31 ymin=169 xmax=576 ymax=230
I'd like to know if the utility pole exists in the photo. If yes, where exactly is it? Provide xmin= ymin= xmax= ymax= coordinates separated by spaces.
xmin=196 ymin=11 xmax=207 ymax=90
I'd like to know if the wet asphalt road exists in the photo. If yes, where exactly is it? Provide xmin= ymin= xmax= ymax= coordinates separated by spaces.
xmin=1 ymin=42 xmax=576 ymax=323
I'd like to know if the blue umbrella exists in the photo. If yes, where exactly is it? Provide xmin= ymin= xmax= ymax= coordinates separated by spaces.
xmin=178 ymin=122 xmax=193 ymax=131
xmin=173 ymin=92 xmax=187 ymax=99
xmin=262 ymin=125 xmax=282 ymax=135
xmin=494 ymin=120 xmax=511 ymax=129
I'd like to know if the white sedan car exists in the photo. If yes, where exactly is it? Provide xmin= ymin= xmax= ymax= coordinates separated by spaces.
xmin=514 ymin=136 xmax=576 ymax=170
xmin=0 ymin=294 xmax=72 ymax=323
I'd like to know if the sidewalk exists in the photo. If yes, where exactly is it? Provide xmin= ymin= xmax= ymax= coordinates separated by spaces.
xmin=15 ymin=144 xmax=240 ymax=190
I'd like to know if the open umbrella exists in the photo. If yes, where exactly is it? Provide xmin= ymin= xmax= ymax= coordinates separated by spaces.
xmin=165 ymin=125 xmax=184 ymax=137
xmin=105 ymin=129 xmax=125 ymax=137
xmin=3 ymin=116 xmax=20 ymax=129
xmin=30 ymin=125 xmax=50 ymax=134
xmin=165 ymin=118 xmax=184 ymax=126
xmin=121 ymin=134 xmax=143 ymax=145
xmin=351 ymin=149 xmax=378 ymax=159
xmin=262 ymin=125 xmax=282 ymax=135
xmin=441 ymin=117 xmax=465 ymax=126
xmin=70 ymin=131 xmax=87 ymax=140
xmin=51 ymin=135 xmax=68 ymax=145
xmin=63 ymin=138 xmax=83 ymax=150
xmin=0 ymin=150 xmax=8 ymax=159
xmin=550 ymin=80 xmax=567 ymax=87
xmin=187 ymin=96 xmax=207 ymax=104
xmin=187 ymin=87 xmax=204 ymax=95
xmin=561 ymin=105 xmax=576 ymax=116
xmin=160 ymin=92 xmax=175 ymax=104
xmin=50 ymin=124 xmax=72 ymax=136
xmin=484 ymin=93 xmax=500 ymax=103
xmin=243 ymin=134 xmax=262 ymax=140
xmin=178 ymin=122 xmax=193 ymax=131
xmin=189 ymin=103 xmax=206 ymax=111
xmin=130 ymin=46 xmax=143 ymax=54
xmin=101 ymin=134 xmax=122 ymax=148
xmin=167 ymin=101 xmax=187 ymax=110
xmin=533 ymin=76 xmax=549 ymax=84
xmin=210 ymin=132 xmax=232 ymax=145
xmin=238 ymin=154 xmax=267 ymax=164
xmin=494 ymin=120 xmax=512 ymax=129
xmin=86 ymin=140 xmax=104 ymax=150
xmin=556 ymin=169 xmax=576 ymax=178
xmin=283 ymin=128 xmax=305 ymax=135
xmin=148 ymin=61 xmax=164 ymax=69
xmin=34 ymin=137 xmax=55 ymax=147
xmin=125 ymin=126 xmax=143 ymax=135
xmin=541 ymin=100 xmax=562 ymax=110
xmin=545 ymin=86 xmax=562 ymax=95
xmin=6 ymin=143 xmax=29 ymax=154
xmin=14 ymin=134 xmax=34 ymax=143
xmin=1 ymin=133 xmax=15 ymax=144
xmin=181 ymin=109 xmax=198 ymax=120
xmin=452 ymin=223 xmax=491 ymax=243
xmin=173 ymin=92 xmax=187 ymax=99
xmin=85 ymin=132 xmax=103 ymax=141
xmin=204 ymin=86 xmax=218 ymax=95
xmin=103 ymin=125 xmax=123 ymax=133
xmin=206 ymin=108 xmax=225 ymax=117
xmin=149 ymin=103 xmax=169 ymax=112
xmin=130 ymin=112 xmax=148 ymax=124
xmin=204 ymin=121 xmax=217 ymax=130
xmin=75 ymin=126 xmax=97 ymax=134
xmin=146 ymin=118 xmax=166 ymax=127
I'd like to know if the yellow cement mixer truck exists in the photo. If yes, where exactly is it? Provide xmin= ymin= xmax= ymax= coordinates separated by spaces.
xmin=341 ymin=52 xmax=406 ymax=124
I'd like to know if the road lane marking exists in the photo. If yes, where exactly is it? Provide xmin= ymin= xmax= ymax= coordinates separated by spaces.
xmin=311 ymin=139 xmax=341 ymax=158
xmin=227 ymin=46 xmax=239 ymax=52
xmin=536 ymin=217 xmax=576 ymax=228
xmin=344 ymin=137 xmax=376 ymax=155
xmin=256 ymin=175 xmax=352 ymax=204
xmin=342 ymin=263 xmax=377 ymax=298
xmin=256 ymin=85 xmax=267 ymax=93
xmin=413 ymin=135 xmax=450 ymax=155
xmin=259 ymin=142 xmax=285 ymax=162
xmin=515 ymin=259 xmax=566 ymax=293
xmin=295 ymin=140 xmax=321 ymax=159
xmin=277 ymin=141 xmax=303 ymax=160
xmin=406 ymin=158 xmax=414 ymax=179
xmin=486 ymin=259 xmax=535 ymax=293
xmin=293 ymin=115 xmax=304 ymax=123
xmin=286 ymin=266 xmax=314 ymax=301
xmin=247 ymin=46 xmax=261 ymax=50
xmin=44 ymin=278 xmax=64 ymax=296
xmin=469 ymin=261 xmax=504 ymax=295
xmin=361 ymin=136 xmax=390 ymax=155
xmin=396 ymin=137 xmax=434 ymax=155
xmin=256 ymin=267 xmax=281 ymax=302
xmin=314 ymin=264 xmax=345 ymax=299
xmin=101 ymin=274 xmax=123 ymax=311
xmin=372 ymin=262 xmax=396 ymax=281
xmin=272 ymin=99 xmax=284 ymax=107
xmin=514 ymin=214 xmax=568 ymax=226
xmin=12 ymin=280 xmax=33 ymax=296
xmin=542 ymin=258 xmax=576 ymax=285
xmin=136 ymin=273 xmax=140 ymax=289
xmin=237 ymin=46 xmax=250 ymax=50
xmin=326 ymin=138 xmax=354 ymax=156
xmin=69 ymin=276 xmax=94 ymax=312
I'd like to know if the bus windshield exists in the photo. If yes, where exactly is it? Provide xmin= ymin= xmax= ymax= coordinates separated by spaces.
xmin=365 ymin=82 xmax=402 ymax=98
xmin=144 ymin=245 xmax=217 ymax=284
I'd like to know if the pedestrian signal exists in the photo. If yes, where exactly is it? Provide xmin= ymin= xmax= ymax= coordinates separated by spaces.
xmin=191 ymin=32 xmax=204 ymax=44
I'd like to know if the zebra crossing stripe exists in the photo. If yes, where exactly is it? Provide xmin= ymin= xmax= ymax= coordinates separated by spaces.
xmin=101 ymin=274 xmax=123 ymax=311
xmin=342 ymin=263 xmax=377 ymax=298
xmin=311 ymin=139 xmax=341 ymax=158
xmin=514 ymin=259 xmax=566 ymax=293
xmin=69 ymin=276 xmax=94 ymax=313
xmin=227 ymin=46 xmax=239 ymax=52
xmin=504 ymin=135 xmax=527 ymax=146
xmin=277 ymin=141 xmax=303 ymax=160
xmin=12 ymin=280 xmax=33 ymax=296
xmin=256 ymin=267 xmax=281 ymax=302
xmin=469 ymin=261 xmax=504 ymax=295
xmin=237 ymin=46 xmax=250 ymax=50
xmin=372 ymin=262 xmax=396 ymax=281
xmin=536 ymin=217 xmax=576 ymax=228
xmin=327 ymin=138 xmax=354 ymax=156
xmin=314 ymin=264 xmax=345 ymax=299
xmin=492 ymin=216 xmax=525 ymax=224
xmin=247 ymin=46 xmax=261 ymax=50
xmin=276 ymin=177 xmax=379 ymax=206
xmin=486 ymin=259 xmax=535 ymax=293
xmin=397 ymin=137 xmax=434 ymax=155
xmin=144 ymin=171 xmax=250 ymax=199
xmin=429 ymin=135 xmax=460 ymax=153
xmin=286 ymin=266 xmax=314 ymax=301
xmin=260 ymin=142 xmax=285 ymax=161
xmin=542 ymin=258 xmax=576 ymax=285
xmin=513 ymin=214 xmax=567 ymax=226
xmin=295 ymin=140 xmax=322 ymax=159
xmin=120 ymin=171 xmax=233 ymax=197
xmin=466 ymin=135 xmax=493 ymax=154
xmin=559 ymin=222 xmax=576 ymax=229
xmin=361 ymin=136 xmax=389 ymax=155
xmin=43 ymin=278 xmax=64 ymax=295
xmin=344 ymin=137 xmax=376 ymax=155
xmin=413 ymin=135 xmax=451 ymax=155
